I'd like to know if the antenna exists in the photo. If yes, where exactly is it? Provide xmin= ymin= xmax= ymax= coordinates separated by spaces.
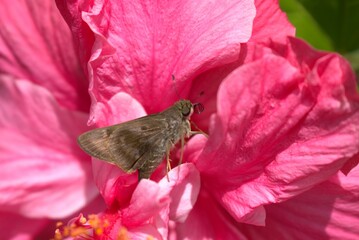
xmin=171 ymin=74 xmax=181 ymax=99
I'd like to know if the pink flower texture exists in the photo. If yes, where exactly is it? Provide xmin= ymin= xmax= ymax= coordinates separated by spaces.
xmin=0 ymin=0 xmax=104 ymax=239
xmin=1 ymin=0 xmax=359 ymax=240
xmin=54 ymin=0 xmax=359 ymax=240
xmin=176 ymin=38 xmax=359 ymax=239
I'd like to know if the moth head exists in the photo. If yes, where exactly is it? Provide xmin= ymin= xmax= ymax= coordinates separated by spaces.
xmin=175 ymin=100 xmax=204 ymax=119
xmin=175 ymin=100 xmax=193 ymax=119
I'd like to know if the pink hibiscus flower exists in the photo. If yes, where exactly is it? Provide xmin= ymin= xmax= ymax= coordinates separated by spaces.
xmin=56 ymin=0 xmax=359 ymax=238
xmin=59 ymin=0 xmax=359 ymax=239
xmin=55 ymin=0 xmax=260 ymax=237
xmin=2 ymin=0 xmax=356 ymax=239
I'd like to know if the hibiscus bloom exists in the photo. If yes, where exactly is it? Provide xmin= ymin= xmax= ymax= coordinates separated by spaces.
xmin=56 ymin=0 xmax=260 ymax=236
xmin=60 ymin=0 xmax=358 ymax=238
xmin=56 ymin=0 xmax=359 ymax=239
xmin=2 ymin=0 xmax=358 ymax=239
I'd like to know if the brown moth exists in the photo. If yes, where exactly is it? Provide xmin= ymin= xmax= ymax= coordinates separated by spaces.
xmin=78 ymin=100 xmax=202 ymax=181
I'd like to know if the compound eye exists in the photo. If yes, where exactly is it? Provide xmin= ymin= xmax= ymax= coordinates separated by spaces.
xmin=182 ymin=105 xmax=192 ymax=117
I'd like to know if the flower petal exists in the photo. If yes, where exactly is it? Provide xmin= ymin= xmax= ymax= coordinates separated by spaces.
xmin=195 ymin=38 xmax=359 ymax=224
xmin=122 ymin=179 xmax=169 ymax=226
xmin=57 ymin=0 xmax=256 ymax=124
xmin=110 ymin=164 xmax=200 ymax=239
xmin=127 ymin=226 xmax=164 ymax=240
xmin=159 ymin=163 xmax=201 ymax=223
xmin=99 ymin=180 xmax=167 ymax=239
xmin=175 ymin=190 xmax=248 ymax=239
xmin=240 ymin=167 xmax=359 ymax=239
xmin=188 ymin=0 xmax=294 ymax=130
xmin=341 ymin=153 xmax=359 ymax=175
xmin=122 ymin=164 xmax=200 ymax=222
xmin=0 ymin=0 xmax=89 ymax=111
xmin=0 ymin=212 xmax=49 ymax=240
xmin=0 ymin=76 xmax=98 ymax=218
xmin=251 ymin=0 xmax=295 ymax=43
xmin=0 ymin=211 xmax=48 ymax=240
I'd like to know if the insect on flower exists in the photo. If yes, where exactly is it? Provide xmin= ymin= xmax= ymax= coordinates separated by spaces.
xmin=78 ymin=100 xmax=204 ymax=180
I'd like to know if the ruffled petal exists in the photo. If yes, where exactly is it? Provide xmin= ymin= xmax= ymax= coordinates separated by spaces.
xmin=121 ymin=164 xmax=200 ymax=239
xmin=0 ymin=76 xmax=98 ymax=218
xmin=188 ymin=0 xmax=295 ymax=131
xmin=194 ymin=38 xmax=359 ymax=224
xmin=92 ymin=163 xmax=200 ymax=239
xmin=57 ymin=0 xmax=256 ymax=124
xmin=240 ymin=167 xmax=359 ymax=239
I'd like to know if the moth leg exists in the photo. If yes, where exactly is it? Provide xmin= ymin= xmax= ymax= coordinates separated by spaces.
xmin=176 ymin=135 xmax=186 ymax=177
xmin=166 ymin=146 xmax=172 ymax=181
xmin=190 ymin=121 xmax=208 ymax=137
xmin=180 ymin=135 xmax=185 ymax=165
xmin=189 ymin=131 xmax=208 ymax=137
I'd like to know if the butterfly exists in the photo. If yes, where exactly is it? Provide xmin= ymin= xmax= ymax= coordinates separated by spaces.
xmin=77 ymin=100 xmax=203 ymax=180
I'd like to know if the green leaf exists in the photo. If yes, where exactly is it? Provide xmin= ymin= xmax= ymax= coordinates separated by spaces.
xmin=279 ymin=0 xmax=334 ymax=51
xmin=344 ymin=50 xmax=359 ymax=80
xmin=280 ymin=0 xmax=359 ymax=53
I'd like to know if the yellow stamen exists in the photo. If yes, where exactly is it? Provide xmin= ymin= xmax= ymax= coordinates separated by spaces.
xmin=70 ymin=226 xmax=88 ymax=237
xmin=53 ymin=229 xmax=62 ymax=240
xmin=117 ymin=227 xmax=129 ymax=240
xmin=56 ymin=222 xmax=63 ymax=228
xmin=79 ymin=215 xmax=87 ymax=224
xmin=95 ymin=227 xmax=104 ymax=235
xmin=88 ymin=214 xmax=100 ymax=228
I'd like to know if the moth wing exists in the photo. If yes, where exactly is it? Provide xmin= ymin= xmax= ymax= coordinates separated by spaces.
xmin=108 ymin=115 xmax=169 ymax=172
xmin=77 ymin=124 xmax=119 ymax=163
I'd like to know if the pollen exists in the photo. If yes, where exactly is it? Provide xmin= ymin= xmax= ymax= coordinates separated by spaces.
xmin=52 ymin=213 xmax=108 ymax=240
xmin=88 ymin=214 xmax=100 ymax=228
xmin=56 ymin=222 xmax=63 ymax=228
xmin=79 ymin=215 xmax=87 ymax=224
xmin=117 ymin=227 xmax=129 ymax=240
xmin=53 ymin=229 xmax=62 ymax=240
